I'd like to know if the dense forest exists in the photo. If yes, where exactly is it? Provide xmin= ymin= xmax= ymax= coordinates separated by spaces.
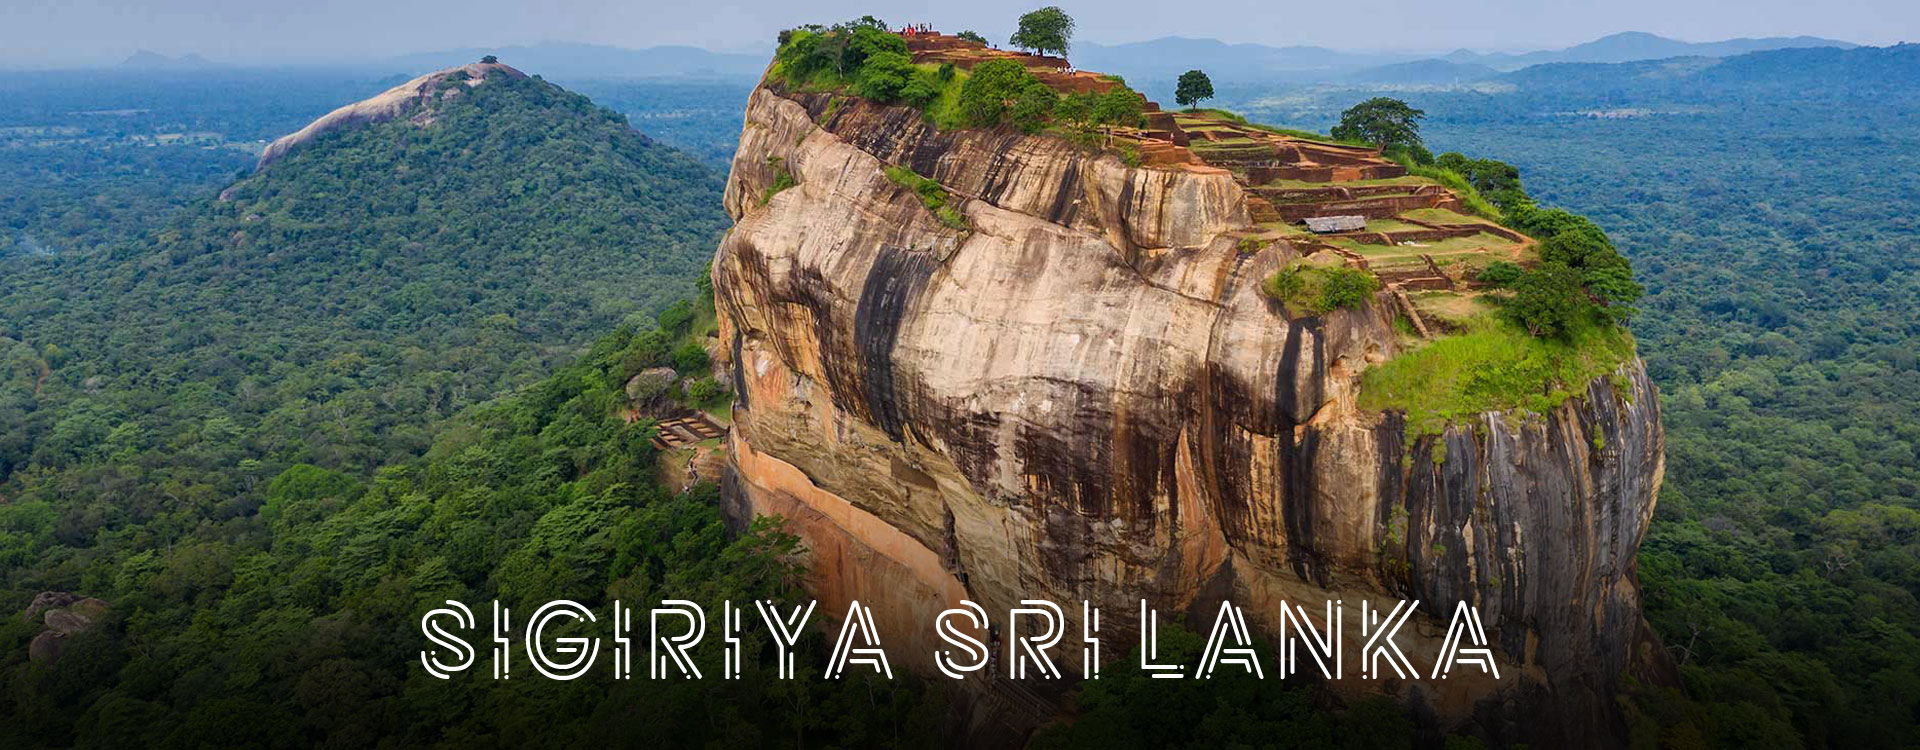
xmin=1 ymin=295 xmax=955 ymax=745
xmin=564 ymin=79 xmax=755 ymax=168
xmin=1209 ymin=50 xmax=1920 ymax=747
xmin=3 ymin=40 xmax=1918 ymax=748
xmin=0 ymin=69 xmax=762 ymax=744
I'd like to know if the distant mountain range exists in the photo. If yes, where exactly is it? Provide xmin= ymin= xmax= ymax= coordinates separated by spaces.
xmin=1075 ymin=31 xmax=1858 ymax=84
xmin=385 ymin=42 xmax=766 ymax=79
xmin=1342 ymin=59 xmax=1500 ymax=86
xmin=119 ymin=50 xmax=225 ymax=71
xmin=1443 ymin=31 xmax=1856 ymax=69
xmin=93 ymin=31 xmax=1862 ymax=86
xmin=1498 ymin=42 xmax=1920 ymax=96
xmin=1071 ymin=37 xmax=1383 ymax=80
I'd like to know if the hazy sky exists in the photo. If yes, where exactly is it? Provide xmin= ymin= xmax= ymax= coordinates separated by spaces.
xmin=4 ymin=0 xmax=1917 ymax=67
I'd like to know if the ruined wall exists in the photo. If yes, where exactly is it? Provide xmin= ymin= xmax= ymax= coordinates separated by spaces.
xmin=710 ymin=83 xmax=1670 ymax=748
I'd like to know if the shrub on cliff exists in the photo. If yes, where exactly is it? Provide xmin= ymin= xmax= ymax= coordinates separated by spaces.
xmin=1263 ymin=266 xmax=1306 ymax=301
xmin=957 ymin=59 xmax=1046 ymax=128
xmin=773 ymin=19 xmax=906 ymax=86
xmin=1010 ymin=85 xmax=1059 ymax=133
xmin=1505 ymin=262 xmax=1587 ymax=338
xmin=1477 ymin=260 xmax=1523 ymax=286
xmin=885 ymin=165 xmax=969 ymax=230
xmin=1262 ymin=263 xmax=1381 ymax=316
xmin=854 ymin=50 xmax=915 ymax=101
xmin=1320 ymin=266 xmax=1382 ymax=310
xmin=1508 ymin=213 xmax=1644 ymax=327
xmin=1092 ymin=86 xmax=1147 ymax=130
xmin=845 ymin=23 xmax=906 ymax=69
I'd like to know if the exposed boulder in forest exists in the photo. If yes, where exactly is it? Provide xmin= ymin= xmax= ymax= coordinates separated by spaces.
xmin=21 ymin=592 xmax=108 ymax=665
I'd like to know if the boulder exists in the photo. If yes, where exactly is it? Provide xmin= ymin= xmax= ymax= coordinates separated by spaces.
xmin=20 ymin=592 xmax=108 ymax=666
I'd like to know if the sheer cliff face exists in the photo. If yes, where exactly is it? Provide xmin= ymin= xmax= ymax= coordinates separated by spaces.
xmin=713 ymin=85 xmax=1668 ymax=747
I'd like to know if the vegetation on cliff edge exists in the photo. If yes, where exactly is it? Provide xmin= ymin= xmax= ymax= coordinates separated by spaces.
xmin=771 ymin=16 xmax=1148 ymax=146
xmin=1360 ymin=315 xmax=1638 ymax=436
xmin=884 ymin=165 xmax=969 ymax=230
xmin=1262 ymin=263 xmax=1382 ymax=316
xmin=1342 ymin=119 xmax=1644 ymax=434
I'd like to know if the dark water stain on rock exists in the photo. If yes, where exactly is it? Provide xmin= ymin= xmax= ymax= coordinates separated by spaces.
xmin=730 ymin=329 xmax=749 ymax=411
xmin=1275 ymin=318 xmax=1329 ymax=584
xmin=1044 ymin=158 xmax=1082 ymax=227
xmin=854 ymin=245 xmax=939 ymax=442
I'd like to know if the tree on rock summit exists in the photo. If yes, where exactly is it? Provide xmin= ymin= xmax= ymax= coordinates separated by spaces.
xmin=1010 ymin=7 xmax=1074 ymax=58
xmin=1175 ymin=69 xmax=1214 ymax=110
xmin=1332 ymin=97 xmax=1427 ymax=154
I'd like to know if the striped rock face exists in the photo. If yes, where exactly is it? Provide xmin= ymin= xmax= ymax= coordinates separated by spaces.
xmin=710 ymin=82 xmax=1670 ymax=748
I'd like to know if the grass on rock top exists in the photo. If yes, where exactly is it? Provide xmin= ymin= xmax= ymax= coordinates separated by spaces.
xmin=884 ymin=165 xmax=969 ymax=231
xmin=1359 ymin=313 xmax=1637 ymax=437
xmin=919 ymin=64 xmax=969 ymax=130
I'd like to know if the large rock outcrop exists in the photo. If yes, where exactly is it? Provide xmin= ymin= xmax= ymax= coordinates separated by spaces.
xmin=711 ymin=84 xmax=1670 ymax=747
xmin=254 ymin=61 xmax=527 ymax=170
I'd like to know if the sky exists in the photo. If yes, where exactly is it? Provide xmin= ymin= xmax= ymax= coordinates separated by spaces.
xmin=3 ymin=0 xmax=1917 ymax=68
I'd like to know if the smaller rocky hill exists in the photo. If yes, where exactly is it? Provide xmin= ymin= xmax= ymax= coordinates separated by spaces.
xmin=254 ymin=61 xmax=528 ymax=169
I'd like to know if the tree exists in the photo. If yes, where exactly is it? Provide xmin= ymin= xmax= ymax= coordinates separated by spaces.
xmin=1537 ymin=228 xmax=1643 ymax=321
xmin=1093 ymin=87 xmax=1145 ymax=128
xmin=1009 ymin=6 xmax=1074 ymax=58
xmin=1089 ymin=86 xmax=1146 ymax=145
xmin=480 ymin=55 xmax=498 ymax=64
xmin=1331 ymin=97 xmax=1427 ymax=153
xmin=899 ymin=69 xmax=943 ymax=108
xmin=1315 ymin=266 xmax=1380 ymax=313
xmin=842 ymin=25 xmax=907 ymax=76
xmin=774 ymin=28 xmax=834 ymax=81
xmin=843 ymin=14 xmax=887 ymax=31
xmin=955 ymin=30 xmax=987 ymax=45
xmin=1055 ymin=91 xmax=1100 ymax=144
xmin=1505 ymin=262 xmax=1586 ymax=338
xmin=1537 ymin=227 xmax=1614 ymax=270
xmin=1436 ymin=152 xmax=1522 ymax=200
xmin=854 ymin=50 xmax=916 ymax=102
xmin=957 ymin=59 xmax=1044 ymax=128
xmin=772 ymin=18 xmax=905 ymax=84
xmin=1477 ymin=260 xmax=1522 ymax=286
xmin=1010 ymin=86 xmax=1059 ymax=134
xmin=1175 ymin=69 xmax=1214 ymax=110
xmin=1263 ymin=267 xmax=1305 ymax=302
xmin=673 ymin=339 xmax=710 ymax=374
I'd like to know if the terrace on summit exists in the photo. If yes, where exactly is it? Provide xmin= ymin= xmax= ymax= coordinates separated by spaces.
xmin=886 ymin=28 xmax=1537 ymax=338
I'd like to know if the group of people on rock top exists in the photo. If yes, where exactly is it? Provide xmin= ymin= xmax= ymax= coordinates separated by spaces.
xmin=899 ymin=23 xmax=935 ymax=35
